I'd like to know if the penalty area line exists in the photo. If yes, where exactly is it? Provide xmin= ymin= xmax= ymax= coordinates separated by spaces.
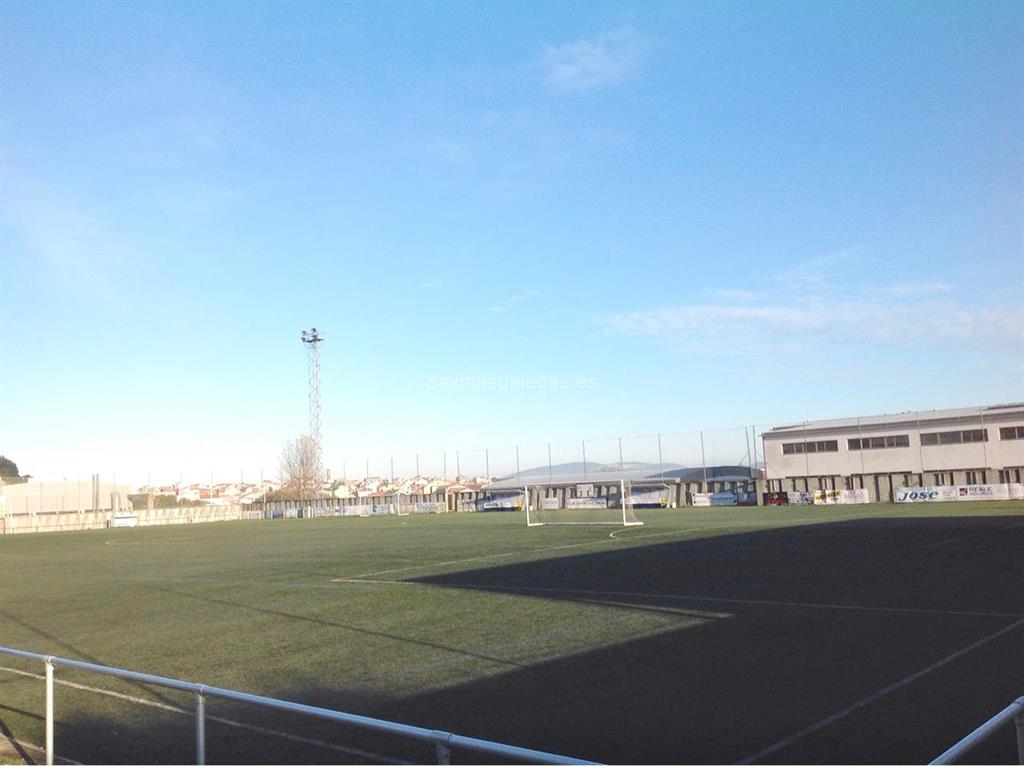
xmin=736 ymin=615 xmax=1024 ymax=764
xmin=327 ymin=580 xmax=1022 ymax=619
xmin=337 ymin=527 xmax=717 ymax=581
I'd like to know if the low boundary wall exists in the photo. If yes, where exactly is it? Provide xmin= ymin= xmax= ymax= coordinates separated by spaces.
xmin=0 ymin=505 xmax=250 ymax=535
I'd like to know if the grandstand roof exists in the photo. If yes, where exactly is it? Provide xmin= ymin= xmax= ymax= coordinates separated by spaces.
xmin=485 ymin=465 xmax=761 ymax=491
xmin=764 ymin=403 xmax=1024 ymax=437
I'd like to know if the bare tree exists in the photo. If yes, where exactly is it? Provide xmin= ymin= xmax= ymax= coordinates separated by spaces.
xmin=279 ymin=435 xmax=319 ymax=502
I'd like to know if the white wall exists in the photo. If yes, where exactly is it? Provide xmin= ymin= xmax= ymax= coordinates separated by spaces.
xmin=763 ymin=417 xmax=1024 ymax=480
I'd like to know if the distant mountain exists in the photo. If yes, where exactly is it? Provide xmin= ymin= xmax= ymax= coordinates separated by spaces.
xmin=505 ymin=461 xmax=685 ymax=479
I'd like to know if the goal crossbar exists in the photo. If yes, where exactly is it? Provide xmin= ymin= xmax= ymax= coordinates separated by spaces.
xmin=526 ymin=480 xmax=643 ymax=527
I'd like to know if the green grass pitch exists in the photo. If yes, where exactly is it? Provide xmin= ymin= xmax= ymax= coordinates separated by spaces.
xmin=1 ymin=503 xmax=1023 ymax=764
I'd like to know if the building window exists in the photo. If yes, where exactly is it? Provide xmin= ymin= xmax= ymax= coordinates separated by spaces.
xmin=999 ymin=426 xmax=1024 ymax=440
xmin=999 ymin=467 xmax=1022 ymax=483
xmin=921 ymin=429 xmax=989 ymax=446
xmin=849 ymin=434 xmax=910 ymax=450
xmin=964 ymin=470 xmax=986 ymax=485
xmin=782 ymin=440 xmax=838 ymax=455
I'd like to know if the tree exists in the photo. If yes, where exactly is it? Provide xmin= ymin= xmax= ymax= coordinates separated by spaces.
xmin=278 ymin=435 xmax=320 ymax=502
xmin=0 ymin=455 xmax=19 ymax=478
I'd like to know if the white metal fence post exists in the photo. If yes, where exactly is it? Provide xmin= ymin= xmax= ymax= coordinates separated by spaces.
xmin=434 ymin=731 xmax=453 ymax=764
xmin=196 ymin=689 xmax=206 ymax=765
xmin=436 ymin=742 xmax=451 ymax=764
xmin=0 ymin=644 xmax=596 ymax=766
xmin=44 ymin=657 xmax=54 ymax=766
xmin=1015 ymin=711 xmax=1024 ymax=764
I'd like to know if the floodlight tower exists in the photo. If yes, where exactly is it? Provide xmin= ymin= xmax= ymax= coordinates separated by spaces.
xmin=301 ymin=326 xmax=324 ymax=503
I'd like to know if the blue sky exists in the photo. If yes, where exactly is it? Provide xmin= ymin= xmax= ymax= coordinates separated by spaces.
xmin=2 ymin=1 xmax=1021 ymax=484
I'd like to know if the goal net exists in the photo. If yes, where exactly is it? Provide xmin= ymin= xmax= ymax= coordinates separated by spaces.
xmin=526 ymin=480 xmax=643 ymax=527
xmin=389 ymin=492 xmax=412 ymax=516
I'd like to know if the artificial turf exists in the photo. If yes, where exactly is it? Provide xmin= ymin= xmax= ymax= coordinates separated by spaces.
xmin=1 ymin=502 xmax=1022 ymax=764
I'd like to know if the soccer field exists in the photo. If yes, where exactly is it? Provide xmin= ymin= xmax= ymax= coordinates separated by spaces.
xmin=2 ymin=504 xmax=1023 ymax=764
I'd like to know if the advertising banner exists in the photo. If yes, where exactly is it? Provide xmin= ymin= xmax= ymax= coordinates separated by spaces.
xmin=956 ymin=484 xmax=1010 ymax=501
xmin=895 ymin=487 xmax=958 ymax=503
xmin=1010 ymin=483 xmax=1024 ymax=500
xmin=813 ymin=490 xmax=842 ymax=505
xmin=692 ymin=492 xmax=738 ymax=506
xmin=566 ymin=497 xmax=608 ymax=509
xmin=108 ymin=513 xmax=138 ymax=528
xmin=414 ymin=502 xmax=446 ymax=514
xmin=840 ymin=489 xmax=870 ymax=505
xmin=763 ymin=492 xmax=789 ymax=506
xmin=787 ymin=491 xmax=813 ymax=506
xmin=480 ymin=493 xmax=522 ymax=511
xmin=541 ymin=497 xmax=560 ymax=510
xmin=631 ymin=486 xmax=670 ymax=508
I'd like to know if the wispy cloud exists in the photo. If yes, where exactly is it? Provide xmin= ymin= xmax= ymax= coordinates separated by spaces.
xmin=0 ymin=168 xmax=140 ymax=297
xmin=769 ymin=246 xmax=861 ymax=290
xmin=600 ymin=298 xmax=1024 ymax=355
xmin=881 ymin=281 xmax=953 ymax=296
xmin=541 ymin=27 xmax=649 ymax=91
xmin=488 ymin=290 xmax=542 ymax=313
xmin=707 ymin=288 xmax=758 ymax=303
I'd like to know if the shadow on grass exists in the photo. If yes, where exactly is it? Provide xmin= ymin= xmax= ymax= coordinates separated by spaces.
xmin=9 ymin=513 xmax=1024 ymax=764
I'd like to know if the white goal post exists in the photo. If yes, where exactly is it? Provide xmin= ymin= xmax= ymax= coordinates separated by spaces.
xmin=526 ymin=480 xmax=643 ymax=527
xmin=390 ymin=492 xmax=411 ymax=516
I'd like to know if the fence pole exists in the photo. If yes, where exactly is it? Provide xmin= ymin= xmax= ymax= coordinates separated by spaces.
xmin=657 ymin=433 xmax=663 ymax=480
xmin=745 ymin=427 xmax=752 ymax=480
xmin=195 ymin=690 xmax=207 ymax=765
xmin=1015 ymin=711 xmax=1024 ymax=764
xmin=45 ymin=657 xmax=54 ymax=766
xmin=700 ymin=431 xmax=708 ymax=485
xmin=434 ymin=732 xmax=453 ymax=764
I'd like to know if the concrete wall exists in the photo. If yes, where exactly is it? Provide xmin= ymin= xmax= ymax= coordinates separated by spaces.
xmin=0 ymin=505 xmax=250 ymax=535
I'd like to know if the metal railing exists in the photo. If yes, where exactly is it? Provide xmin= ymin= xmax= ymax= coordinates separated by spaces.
xmin=0 ymin=645 xmax=596 ymax=766
xmin=931 ymin=695 xmax=1024 ymax=764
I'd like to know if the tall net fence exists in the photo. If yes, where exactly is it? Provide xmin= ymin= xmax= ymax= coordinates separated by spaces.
xmin=3 ymin=424 xmax=774 ymax=514
xmin=9 ymin=411 xmax=1022 ymax=522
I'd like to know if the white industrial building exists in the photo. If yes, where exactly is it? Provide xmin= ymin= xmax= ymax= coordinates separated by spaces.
xmin=762 ymin=403 xmax=1024 ymax=501
xmin=0 ymin=477 xmax=133 ymax=515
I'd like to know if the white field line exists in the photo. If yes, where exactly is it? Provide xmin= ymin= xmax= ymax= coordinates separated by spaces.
xmin=337 ymin=517 xmax=873 ymax=581
xmin=936 ymin=543 xmax=1024 ymax=549
xmin=0 ymin=666 xmax=405 ymax=765
xmin=329 ymin=580 xmax=1024 ymax=620
xmin=328 ymin=605 xmax=723 ymax=696
xmin=104 ymin=537 xmax=201 ymax=546
xmin=922 ymin=520 xmax=1024 ymax=550
xmin=736 ymin=616 xmax=1024 ymax=764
